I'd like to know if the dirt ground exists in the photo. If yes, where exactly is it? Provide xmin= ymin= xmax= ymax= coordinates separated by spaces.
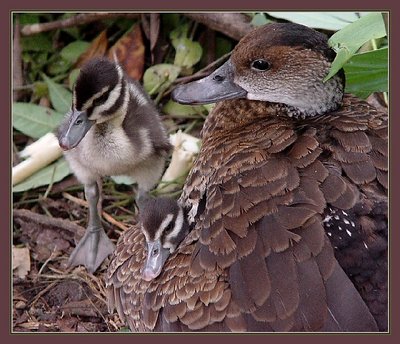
xmin=12 ymin=176 xmax=134 ymax=333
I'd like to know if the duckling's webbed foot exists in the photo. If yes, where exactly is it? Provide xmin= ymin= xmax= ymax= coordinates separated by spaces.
xmin=68 ymin=182 xmax=115 ymax=274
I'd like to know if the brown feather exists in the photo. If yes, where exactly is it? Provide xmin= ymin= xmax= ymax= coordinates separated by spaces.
xmin=331 ymin=130 xmax=372 ymax=153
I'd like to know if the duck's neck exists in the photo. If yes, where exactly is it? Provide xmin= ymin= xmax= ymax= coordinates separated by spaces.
xmin=204 ymin=74 xmax=344 ymax=137
xmin=282 ymin=73 xmax=344 ymax=118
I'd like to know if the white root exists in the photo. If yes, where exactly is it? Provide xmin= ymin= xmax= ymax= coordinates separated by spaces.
xmin=159 ymin=131 xmax=201 ymax=192
xmin=12 ymin=132 xmax=62 ymax=185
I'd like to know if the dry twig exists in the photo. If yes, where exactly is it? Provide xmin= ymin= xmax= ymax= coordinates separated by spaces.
xmin=62 ymin=192 xmax=129 ymax=231
xmin=183 ymin=13 xmax=253 ymax=41
xmin=20 ymin=13 xmax=140 ymax=36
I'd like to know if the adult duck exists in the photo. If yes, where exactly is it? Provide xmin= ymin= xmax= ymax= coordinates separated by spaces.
xmin=106 ymin=23 xmax=387 ymax=331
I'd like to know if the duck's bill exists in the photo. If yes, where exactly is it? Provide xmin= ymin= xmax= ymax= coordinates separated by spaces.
xmin=172 ymin=59 xmax=247 ymax=105
xmin=58 ymin=110 xmax=93 ymax=150
xmin=142 ymin=240 xmax=170 ymax=282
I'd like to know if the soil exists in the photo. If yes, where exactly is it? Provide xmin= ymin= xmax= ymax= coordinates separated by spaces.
xmin=12 ymin=176 xmax=133 ymax=333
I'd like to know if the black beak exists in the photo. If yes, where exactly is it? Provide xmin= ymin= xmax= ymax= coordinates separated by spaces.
xmin=172 ymin=59 xmax=247 ymax=105
xmin=58 ymin=110 xmax=94 ymax=151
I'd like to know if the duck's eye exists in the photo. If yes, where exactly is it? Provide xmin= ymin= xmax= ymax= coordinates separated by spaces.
xmin=251 ymin=59 xmax=270 ymax=71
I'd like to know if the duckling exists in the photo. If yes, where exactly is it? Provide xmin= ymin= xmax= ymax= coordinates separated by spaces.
xmin=107 ymin=197 xmax=189 ymax=328
xmin=138 ymin=196 xmax=190 ymax=281
xmin=106 ymin=23 xmax=387 ymax=331
xmin=57 ymin=58 xmax=171 ymax=273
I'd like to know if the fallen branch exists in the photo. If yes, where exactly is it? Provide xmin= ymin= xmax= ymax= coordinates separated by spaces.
xmin=13 ymin=208 xmax=85 ymax=237
xmin=20 ymin=13 xmax=140 ymax=36
xmin=183 ymin=13 xmax=253 ymax=41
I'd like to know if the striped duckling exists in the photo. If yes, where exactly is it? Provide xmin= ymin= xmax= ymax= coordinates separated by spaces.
xmin=57 ymin=58 xmax=171 ymax=273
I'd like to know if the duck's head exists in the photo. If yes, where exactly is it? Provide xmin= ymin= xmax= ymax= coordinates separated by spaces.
xmin=138 ymin=197 xmax=189 ymax=281
xmin=58 ymin=58 xmax=128 ymax=150
xmin=172 ymin=23 xmax=344 ymax=117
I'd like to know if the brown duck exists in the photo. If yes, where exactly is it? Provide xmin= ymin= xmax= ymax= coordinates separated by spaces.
xmin=106 ymin=23 xmax=387 ymax=332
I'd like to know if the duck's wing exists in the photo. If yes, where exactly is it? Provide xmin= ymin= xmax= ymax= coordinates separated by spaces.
xmin=316 ymin=95 xmax=388 ymax=330
xmin=106 ymin=222 xmax=150 ymax=332
xmin=106 ymin=96 xmax=386 ymax=332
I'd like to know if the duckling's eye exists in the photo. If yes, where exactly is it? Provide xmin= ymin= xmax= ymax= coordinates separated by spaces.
xmin=93 ymin=93 xmax=108 ymax=106
xmin=165 ymin=223 xmax=173 ymax=233
xmin=251 ymin=59 xmax=270 ymax=71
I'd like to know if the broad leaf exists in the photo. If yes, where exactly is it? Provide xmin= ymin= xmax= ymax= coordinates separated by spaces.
xmin=163 ymin=100 xmax=208 ymax=118
xmin=344 ymin=47 xmax=388 ymax=97
xmin=266 ymin=12 xmax=369 ymax=31
xmin=21 ymin=33 xmax=53 ymax=52
xmin=60 ymin=41 xmax=90 ymax=64
xmin=76 ymin=30 xmax=108 ymax=67
xmin=172 ymin=38 xmax=202 ymax=69
xmin=13 ymin=103 xmax=64 ymax=139
xmin=13 ymin=158 xmax=71 ymax=193
xmin=47 ymin=58 xmax=71 ymax=76
xmin=42 ymin=74 xmax=72 ymax=114
xmin=325 ymin=12 xmax=386 ymax=80
xmin=111 ymin=176 xmax=135 ymax=185
xmin=68 ymin=69 xmax=80 ymax=90
xmin=143 ymin=64 xmax=181 ymax=95
xmin=251 ymin=13 xmax=271 ymax=26
xmin=108 ymin=24 xmax=145 ymax=80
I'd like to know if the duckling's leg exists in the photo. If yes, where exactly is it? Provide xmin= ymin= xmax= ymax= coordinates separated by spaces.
xmin=68 ymin=182 xmax=115 ymax=273
xmin=135 ymin=187 xmax=149 ymax=208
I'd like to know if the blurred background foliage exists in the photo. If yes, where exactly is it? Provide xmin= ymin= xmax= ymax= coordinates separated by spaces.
xmin=12 ymin=11 xmax=388 ymax=196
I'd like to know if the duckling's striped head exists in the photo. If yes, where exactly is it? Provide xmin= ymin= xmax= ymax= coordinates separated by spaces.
xmin=57 ymin=58 xmax=129 ymax=150
xmin=139 ymin=197 xmax=189 ymax=281
xmin=73 ymin=58 xmax=129 ymax=122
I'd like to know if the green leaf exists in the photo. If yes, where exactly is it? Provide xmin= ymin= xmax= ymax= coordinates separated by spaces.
xmin=344 ymin=47 xmax=388 ymax=97
xmin=68 ymin=69 xmax=80 ymax=90
xmin=42 ymin=74 xmax=72 ymax=114
xmin=47 ymin=58 xmax=71 ymax=76
xmin=21 ymin=33 xmax=53 ymax=52
xmin=32 ymin=81 xmax=48 ymax=98
xmin=143 ymin=64 xmax=181 ymax=95
xmin=251 ymin=13 xmax=270 ymax=26
xmin=266 ymin=12 xmax=369 ymax=30
xmin=18 ymin=13 xmax=40 ymax=25
xmin=169 ymin=23 xmax=190 ymax=41
xmin=60 ymin=41 xmax=90 ymax=64
xmin=13 ymin=158 xmax=71 ymax=193
xmin=111 ymin=176 xmax=135 ymax=185
xmin=13 ymin=103 xmax=64 ymax=139
xmin=215 ymin=37 xmax=233 ymax=59
xmin=172 ymin=38 xmax=202 ymax=69
xmin=163 ymin=100 xmax=208 ymax=118
xmin=325 ymin=12 xmax=386 ymax=81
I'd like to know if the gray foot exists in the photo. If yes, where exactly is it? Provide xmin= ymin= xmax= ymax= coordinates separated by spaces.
xmin=68 ymin=227 xmax=115 ymax=273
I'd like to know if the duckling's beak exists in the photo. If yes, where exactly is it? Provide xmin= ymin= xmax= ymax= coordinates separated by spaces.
xmin=142 ymin=240 xmax=170 ymax=281
xmin=172 ymin=59 xmax=247 ymax=105
xmin=58 ymin=110 xmax=94 ymax=150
